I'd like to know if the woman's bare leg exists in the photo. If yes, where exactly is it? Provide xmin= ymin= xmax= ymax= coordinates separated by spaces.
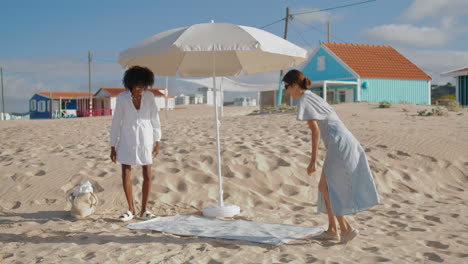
xmin=318 ymin=171 xmax=338 ymax=235
xmin=122 ymin=164 xmax=135 ymax=215
xmin=336 ymin=215 xmax=353 ymax=235
xmin=140 ymin=165 xmax=152 ymax=216
xmin=320 ymin=171 xmax=354 ymax=235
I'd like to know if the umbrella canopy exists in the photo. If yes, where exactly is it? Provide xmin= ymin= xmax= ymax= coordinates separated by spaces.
xmin=180 ymin=77 xmax=278 ymax=92
xmin=119 ymin=22 xmax=307 ymax=77
xmin=118 ymin=22 xmax=307 ymax=217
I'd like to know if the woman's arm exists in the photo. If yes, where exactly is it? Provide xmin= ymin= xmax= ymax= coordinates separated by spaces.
xmin=109 ymin=96 xmax=124 ymax=162
xmin=150 ymin=94 xmax=162 ymax=157
xmin=307 ymin=119 xmax=320 ymax=175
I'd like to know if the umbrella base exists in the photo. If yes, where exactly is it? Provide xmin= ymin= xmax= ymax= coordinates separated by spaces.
xmin=202 ymin=204 xmax=240 ymax=218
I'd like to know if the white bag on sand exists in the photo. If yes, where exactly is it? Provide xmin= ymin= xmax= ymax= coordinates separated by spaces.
xmin=68 ymin=181 xmax=98 ymax=218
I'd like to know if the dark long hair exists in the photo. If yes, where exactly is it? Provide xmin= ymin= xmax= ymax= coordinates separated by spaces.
xmin=282 ymin=69 xmax=312 ymax=90
xmin=123 ymin=66 xmax=154 ymax=91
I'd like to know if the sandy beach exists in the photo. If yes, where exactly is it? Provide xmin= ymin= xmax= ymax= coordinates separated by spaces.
xmin=1 ymin=103 xmax=467 ymax=263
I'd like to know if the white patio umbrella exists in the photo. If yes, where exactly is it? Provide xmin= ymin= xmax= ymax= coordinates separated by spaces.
xmin=119 ymin=21 xmax=307 ymax=218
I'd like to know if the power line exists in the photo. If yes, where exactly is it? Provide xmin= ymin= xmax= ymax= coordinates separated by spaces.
xmin=291 ymin=0 xmax=377 ymax=16
xmin=293 ymin=17 xmax=349 ymax=43
xmin=260 ymin=0 xmax=377 ymax=29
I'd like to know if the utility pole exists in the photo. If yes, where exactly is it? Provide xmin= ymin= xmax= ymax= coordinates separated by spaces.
xmin=88 ymin=51 xmax=93 ymax=117
xmin=1 ymin=67 xmax=4 ymax=120
xmin=327 ymin=21 xmax=331 ymax=42
xmin=277 ymin=7 xmax=290 ymax=106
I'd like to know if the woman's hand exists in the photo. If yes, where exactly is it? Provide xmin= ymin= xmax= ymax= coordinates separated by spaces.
xmin=110 ymin=147 xmax=116 ymax=163
xmin=152 ymin=141 xmax=161 ymax=158
xmin=307 ymin=162 xmax=316 ymax=175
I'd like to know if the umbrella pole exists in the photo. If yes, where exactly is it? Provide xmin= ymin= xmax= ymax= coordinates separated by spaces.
xmin=212 ymin=54 xmax=224 ymax=207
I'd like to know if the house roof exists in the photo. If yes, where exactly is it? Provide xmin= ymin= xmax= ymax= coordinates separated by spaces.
xmin=441 ymin=67 xmax=468 ymax=77
xmin=37 ymin=92 xmax=92 ymax=99
xmin=323 ymin=42 xmax=432 ymax=80
xmin=96 ymin=87 xmax=173 ymax=98
xmin=450 ymin=67 xmax=468 ymax=73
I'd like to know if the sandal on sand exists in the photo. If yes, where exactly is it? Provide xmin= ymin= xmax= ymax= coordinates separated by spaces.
xmin=312 ymin=231 xmax=340 ymax=241
xmin=119 ymin=210 xmax=134 ymax=222
xmin=140 ymin=210 xmax=156 ymax=220
xmin=340 ymin=229 xmax=359 ymax=244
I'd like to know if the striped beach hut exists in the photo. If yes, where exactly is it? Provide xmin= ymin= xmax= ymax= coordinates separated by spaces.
xmin=29 ymin=92 xmax=92 ymax=119
xmin=301 ymin=42 xmax=432 ymax=105
xmin=441 ymin=67 xmax=468 ymax=105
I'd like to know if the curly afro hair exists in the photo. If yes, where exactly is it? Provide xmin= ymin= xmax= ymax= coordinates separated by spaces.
xmin=123 ymin=66 xmax=154 ymax=91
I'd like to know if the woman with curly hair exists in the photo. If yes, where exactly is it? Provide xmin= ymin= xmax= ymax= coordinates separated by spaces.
xmin=283 ymin=69 xmax=379 ymax=244
xmin=110 ymin=66 xmax=161 ymax=221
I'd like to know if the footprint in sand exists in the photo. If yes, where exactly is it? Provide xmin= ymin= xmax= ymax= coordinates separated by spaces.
xmin=83 ymin=252 xmax=97 ymax=261
xmin=97 ymin=171 xmax=108 ymax=178
xmin=423 ymin=252 xmax=444 ymax=263
xmin=409 ymin=227 xmax=426 ymax=232
xmin=7 ymin=201 xmax=22 ymax=210
xmin=281 ymin=184 xmax=299 ymax=196
xmin=425 ymin=241 xmax=449 ymax=249
xmin=361 ymin=256 xmax=391 ymax=263
xmin=417 ymin=153 xmax=437 ymax=162
xmin=177 ymin=181 xmax=187 ymax=192
xmin=390 ymin=220 xmax=408 ymax=228
xmin=362 ymin=247 xmax=379 ymax=253
xmin=396 ymin=150 xmax=411 ymax=157
xmin=376 ymin=144 xmax=388 ymax=149
xmin=167 ymin=168 xmax=181 ymax=174
xmin=277 ymin=158 xmax=291 ymax=167
xmin=292 ymin=206 xmax=305 ymax=211
xmin=200 ymin=155 xmax=213 ymax=165
xmin=424 ymin=215 xmax=441 ymax=223
xmin=45 ymin=198 xmax=57 ymax=205
xmin=35 ymin=170 xmax=46 ymax=176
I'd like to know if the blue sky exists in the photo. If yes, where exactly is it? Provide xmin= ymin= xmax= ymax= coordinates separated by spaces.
xmin=2 ymin=0 xmax=468 ymax=112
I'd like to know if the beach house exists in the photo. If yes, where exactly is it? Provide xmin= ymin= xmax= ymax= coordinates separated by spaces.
xmin=301 ymin=42 xmax=432 ymax=105
xmin=90 ymin=88 xmax=175 ymax=116
xmin=29 ymin=92 xmax=92 ymax=119
xmin=441 ymin=67 xmax=468 ymax=105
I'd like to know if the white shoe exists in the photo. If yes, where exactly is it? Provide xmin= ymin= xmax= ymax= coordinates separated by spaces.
xmin=119 ymin=210 xmax=134 ymax=222
xmin=312 ymin=231 xmax=340 ymax=241
xmin=140 ymin=210 xmax=156 ymax=220
xmin=340 ymin=229 xmax=359 ymax=244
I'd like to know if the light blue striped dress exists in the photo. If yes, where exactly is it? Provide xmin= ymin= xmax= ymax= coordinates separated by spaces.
xmin=297 ymin=90 xmax=380 ymax=216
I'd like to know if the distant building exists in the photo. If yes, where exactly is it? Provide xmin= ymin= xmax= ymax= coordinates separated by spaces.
xmin=190 ymin=94 xmax=204 ymax=104
xmin=441 ymin=67 xmax=468 ymax=105
xmin=91 ymin=88 xmax=175 ymax=117
xmin=234 ymin=97 xmax=257 ymax=106
xmin=299 ymin=42 xmax=432 ymax=105
xmin=175 ymin=94 xmax=190 ymax=105
xmin=198 ymin=87 xmax=222 ymax=105
xmin=29 ymin=92 xmax=92 ymax=119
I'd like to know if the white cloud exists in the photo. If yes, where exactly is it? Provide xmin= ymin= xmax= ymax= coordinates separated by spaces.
xmin=398 ymin=48 xmax=468 ymax=84
xmin=402 ymin=0 xmax=468 ymax=21
xmin=363 ymin=24 xmax=450 ymax=47
xmin=292 ymin=8 xmax=333 ymax=25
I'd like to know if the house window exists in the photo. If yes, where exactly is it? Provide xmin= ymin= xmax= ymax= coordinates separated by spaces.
xmin=61 ymin=100 xmax=66 ymax=110
xmin=339 ymin=91 xmax=346 ymax=102
xmin=30 ymin=100 xmax=37 ymax=111
xmin=38 ymin=101 xmax=46 ymax=112
xmin=317 ymin=56 xmax=325 ymax=71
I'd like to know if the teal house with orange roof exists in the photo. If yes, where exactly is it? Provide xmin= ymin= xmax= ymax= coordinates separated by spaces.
xmin=301 ymin=42 xmax=432 ymax=105
xmin=441 ymin=67 xmax=468 ymax=106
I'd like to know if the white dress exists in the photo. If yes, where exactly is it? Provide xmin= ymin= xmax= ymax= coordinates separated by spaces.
xmin=297 ymin=90 xmax=380 ymax=216
xmin=110 ymin=90 xmax=162 ymax=165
